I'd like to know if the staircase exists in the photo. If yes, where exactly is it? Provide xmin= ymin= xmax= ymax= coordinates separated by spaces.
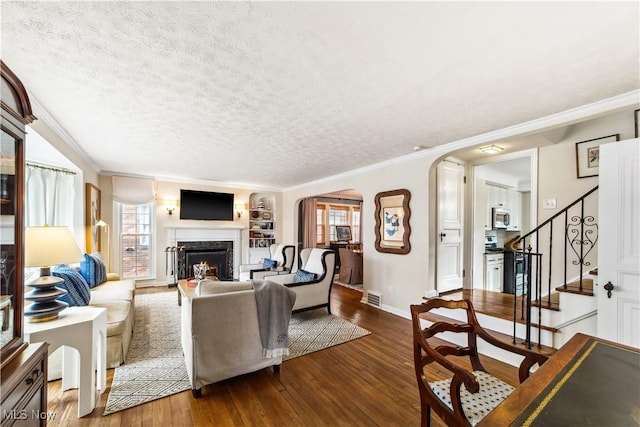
xmin=510 ymin=186 xmax=599 ymax=349
xmin=420 ymin=186 xmax=600 ymax=362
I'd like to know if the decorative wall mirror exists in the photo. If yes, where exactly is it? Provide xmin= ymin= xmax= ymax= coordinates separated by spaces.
xmin=374 ymin=189 xmax=411 ymax=254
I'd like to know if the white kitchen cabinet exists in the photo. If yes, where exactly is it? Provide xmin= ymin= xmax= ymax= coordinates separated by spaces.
xmin=506 ymin=189 xmax=521 ymax=231
xmin=484 ymin=253 xmax=504 ymax=292
xmin=485 ymin=184 xmax=508 ymax=230
xmin=487 ymin=185 xmax=505 ymax=209
xmin=485 ymin=183 xmax=522 ymax=231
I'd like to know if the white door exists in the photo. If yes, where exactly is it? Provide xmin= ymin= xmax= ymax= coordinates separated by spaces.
xmin=597 ymin=138 xmax=640 ymax=347
xmin=437 ymin=160 xmax=465 ymax=294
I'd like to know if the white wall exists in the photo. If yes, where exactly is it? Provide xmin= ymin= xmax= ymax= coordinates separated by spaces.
xmin=28 ymin=117 xmax=100 ymax=251
xmin=538 ymin=109 xmax=635 ymax=222
xmin=535 ymin=109 xmax=637 ymax=288
xmin=282 ymin=153 xmax=437 ymax=318
xmin=281 ymin=107 xmax=638 ymax=318
xmin=99 ymin=177 xmax=282 ymax=285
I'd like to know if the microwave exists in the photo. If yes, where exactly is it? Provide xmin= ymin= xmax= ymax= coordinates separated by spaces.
xmin=492 ymin=207 xmax=511 ymax=229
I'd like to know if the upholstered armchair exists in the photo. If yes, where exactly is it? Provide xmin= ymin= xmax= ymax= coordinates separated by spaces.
xmin=266 ymin=248 xmax=336 ymax=313
xmin=181 ymin=280 xmax=290 ymax=397
xmin=238 ymin=244 xmax=295 ymax=281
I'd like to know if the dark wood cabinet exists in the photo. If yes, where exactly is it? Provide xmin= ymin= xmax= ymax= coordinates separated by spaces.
xmin=1 ymin=61 xmax=48 ymax=424
xmin=1 ymin=342 xmax=48 ymax=427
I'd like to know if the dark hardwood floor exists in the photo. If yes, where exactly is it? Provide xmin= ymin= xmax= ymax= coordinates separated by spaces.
xmin=45 ymin=284 xmax=522 ymax=426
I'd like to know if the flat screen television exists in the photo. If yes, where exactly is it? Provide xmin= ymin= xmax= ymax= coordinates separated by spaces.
xmin=180 ymin=189 xmax=234 ymax=221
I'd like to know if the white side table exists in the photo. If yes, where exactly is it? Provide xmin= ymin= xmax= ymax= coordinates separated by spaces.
xmin=25 ymin=306 xmax=107 ymax=417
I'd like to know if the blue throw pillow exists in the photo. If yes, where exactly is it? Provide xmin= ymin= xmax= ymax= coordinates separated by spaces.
xmin=294 ymin=269 xmax=317 ymax=283
xmin=52 ymin=265 xmax=91 ymax=306
xmin=263 ymin=258 xmax=277 ymax=269
xmin=80 ymin=253 xmax=107 ymax=287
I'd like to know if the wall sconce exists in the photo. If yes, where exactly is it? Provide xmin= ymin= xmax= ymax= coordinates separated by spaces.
xmin=165 ymin=199 xmax=178 ymax=215
xmin=478 ymin=144 xmax=504 ymax=154
xmin=235 ymin=203 xmax=247 ymax=218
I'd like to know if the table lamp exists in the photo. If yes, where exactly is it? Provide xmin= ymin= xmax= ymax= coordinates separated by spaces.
xmin=24 ymin=225 xmax=84 ymax=322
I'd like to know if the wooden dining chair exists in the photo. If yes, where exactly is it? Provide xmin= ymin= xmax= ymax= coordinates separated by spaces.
xmin=410 ymin=298 xmax=549 ymax=427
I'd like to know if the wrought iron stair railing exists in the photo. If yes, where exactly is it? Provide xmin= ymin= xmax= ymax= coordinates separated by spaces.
xmin=511 ymin=186 xmax=599 ymax=348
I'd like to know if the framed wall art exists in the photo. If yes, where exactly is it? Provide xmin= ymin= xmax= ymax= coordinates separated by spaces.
xmin=374 ymin=189 xmax=411 ymax=254
xmin=335 ymin=225 xmax=352 ymax=242
xmin=85 ymin=183 xmax=101 ymax=253
xmin=575 ymin=134 xmax=619 ymax=179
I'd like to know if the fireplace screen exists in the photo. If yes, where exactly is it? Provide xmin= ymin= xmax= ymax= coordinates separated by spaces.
xmin=178 ymin=240 xmax=233 ymax=280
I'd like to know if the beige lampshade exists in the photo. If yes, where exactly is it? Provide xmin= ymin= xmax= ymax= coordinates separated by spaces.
xmin=25 ymin=226 xmax=84 ymax=268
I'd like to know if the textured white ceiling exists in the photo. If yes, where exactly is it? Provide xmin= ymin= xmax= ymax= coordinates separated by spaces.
xmin=1 ymin=1 xmax=638 ymax=189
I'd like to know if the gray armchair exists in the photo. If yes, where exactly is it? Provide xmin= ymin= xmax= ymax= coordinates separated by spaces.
xmin=266 ymin=248 xmax=336 ymax=313
xmin=238 ymin=244 xmax=296 ymax=281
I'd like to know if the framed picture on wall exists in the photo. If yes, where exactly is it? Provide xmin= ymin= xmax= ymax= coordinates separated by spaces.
xmin=85 ymin=183 xmax=101 ymax=253
xmin=575 ymin=134 xmax=620 ymax=179
xmin=374 ymin=189 xmax=411 ymax=254
xmin=335 ymin=225 xmax=352 ymax=242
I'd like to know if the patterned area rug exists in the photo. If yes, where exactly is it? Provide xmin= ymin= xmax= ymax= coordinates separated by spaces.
xmin=104 ymin=291 xmax=370 ymax=415
xmin=284 ymin=308 xmax=370 ymax=360
xmin=103 ymin=291 xmax=189 ymax=415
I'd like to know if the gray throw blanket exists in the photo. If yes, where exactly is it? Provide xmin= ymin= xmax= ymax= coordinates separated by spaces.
xmin=253 ymin=279 xmax=296 ymax=358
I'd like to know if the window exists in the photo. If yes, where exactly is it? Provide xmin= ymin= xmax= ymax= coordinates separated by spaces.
xmin=119 ymin=202 xmax=153 ymax=279
xmin=351 ymin=207 xmax=361 ymax=243
xmin=316 ymin=201 xmax=361 ymax=245
xmin=328 ymin=205 xmax=349 ymax=241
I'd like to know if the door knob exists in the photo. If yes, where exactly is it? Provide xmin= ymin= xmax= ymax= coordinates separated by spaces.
xmin=603 ymin=281 xmax=614 ymax=299
xmin=439 ymin=232 xmax=446 ymax=242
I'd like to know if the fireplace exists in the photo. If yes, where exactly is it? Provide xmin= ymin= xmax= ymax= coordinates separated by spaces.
xmin=166 ymin=227 xmax=242 ymax=283
xmin=178 ymin=240 xmax=233 ymax=280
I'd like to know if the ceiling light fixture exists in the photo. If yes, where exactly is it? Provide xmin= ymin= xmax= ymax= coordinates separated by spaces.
xmin=478 ymin=144 xmax=504 ymax=154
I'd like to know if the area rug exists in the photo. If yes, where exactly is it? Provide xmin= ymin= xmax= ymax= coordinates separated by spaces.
xmin=104 ymin=291 xmax=370 ymax=415
xmin=103 ymin=291 xmax=190 ymax=415
xmin=284 ymin=308 xmax=370 ymax=360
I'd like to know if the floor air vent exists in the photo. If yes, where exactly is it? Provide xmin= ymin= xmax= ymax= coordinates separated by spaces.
xmin=366 ymin=291 xmax=382 ymax=308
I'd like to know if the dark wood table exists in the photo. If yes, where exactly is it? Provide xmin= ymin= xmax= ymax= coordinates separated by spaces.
xmin=479 ymin=333 xmax=640 ymax=426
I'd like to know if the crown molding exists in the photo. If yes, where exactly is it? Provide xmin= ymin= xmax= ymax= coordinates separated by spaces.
xmin=101 ymin=170 xmax=282 ymax=193
xmin=285 ymin=90 xmax=640 ymax=193
xmin=28 ymin=93 xmax=102 ymax=173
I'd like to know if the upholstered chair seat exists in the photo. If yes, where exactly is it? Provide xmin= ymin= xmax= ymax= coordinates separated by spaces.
xmin=266 ymin=248 xmax=336 ymax=313
xmin=238 ymin=244 xmax=295 ymax=281
xmin=410 ymin=298 xmax=549 ymax=427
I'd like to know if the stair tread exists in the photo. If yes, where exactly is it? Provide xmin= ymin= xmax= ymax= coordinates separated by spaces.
xmin=555 ymin=278 xmax=595 ymax=296
xmin=418 ymin=311 xmax=557 ymax=355
xmin=532 ymin=292 xmax=560 ymax=311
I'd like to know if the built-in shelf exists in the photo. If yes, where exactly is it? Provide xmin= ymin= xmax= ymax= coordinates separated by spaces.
xmin=248 ymin=193 xmax=276 ymax=249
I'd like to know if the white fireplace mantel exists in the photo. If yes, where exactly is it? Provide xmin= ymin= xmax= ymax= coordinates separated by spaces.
xmin=166 ymin=227 xmax=244 ymax=279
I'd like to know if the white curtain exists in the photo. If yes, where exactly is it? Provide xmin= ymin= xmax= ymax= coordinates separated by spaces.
xmin=25 ymin=164 xmax=76 ymax=228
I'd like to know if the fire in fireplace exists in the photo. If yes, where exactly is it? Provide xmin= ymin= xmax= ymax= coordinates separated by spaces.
xmin=178 ymin=240 xmax=233 ymax=280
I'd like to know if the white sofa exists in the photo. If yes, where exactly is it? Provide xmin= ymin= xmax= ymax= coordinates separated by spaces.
xmin=48 ymin=274 xmax=136 ymax=380
xmin=181 ymin=280 xmax=291 ymax=397
xmin=266 ymin=248 xmax=336 ymax=313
